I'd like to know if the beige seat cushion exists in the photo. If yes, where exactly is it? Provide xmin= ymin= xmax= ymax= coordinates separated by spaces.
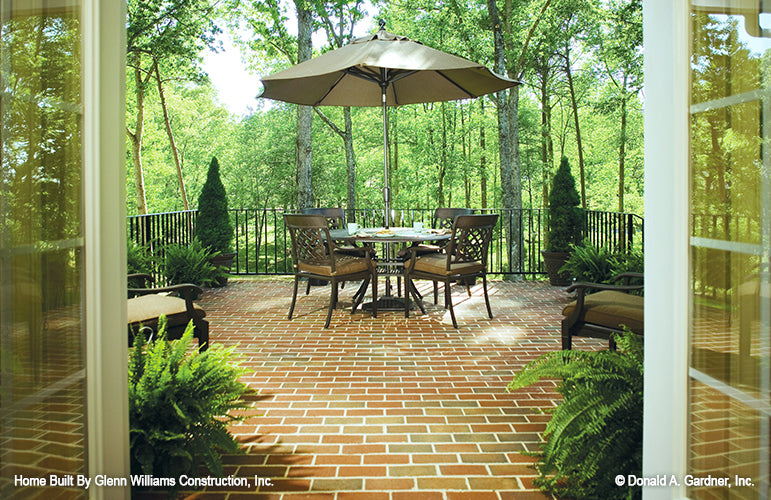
xmin=298 ymin=255 xmax=370 ymax=277
xmin=562 ymin=290 xmax=644 ymax=334
xmin=127 ymin=294 xmax=205 ymax=328
xmin=413 ymin=253 xmax=484 ymax=276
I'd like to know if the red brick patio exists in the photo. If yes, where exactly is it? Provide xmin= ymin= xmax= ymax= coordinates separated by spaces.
xmin=167 ymin=277 xmax=606 ymax=499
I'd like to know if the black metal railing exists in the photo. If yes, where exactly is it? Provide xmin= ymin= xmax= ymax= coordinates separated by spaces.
xmin=127 ymin=208 xmax=643 ymax=278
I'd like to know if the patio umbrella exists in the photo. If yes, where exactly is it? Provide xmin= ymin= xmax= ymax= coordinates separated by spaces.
xmin=260 ymin=21 xmax=520 ymax=227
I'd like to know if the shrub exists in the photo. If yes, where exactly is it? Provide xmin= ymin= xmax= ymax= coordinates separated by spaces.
xmin=545 ymin=157 xmax=585 ymax=253
xmin=610 ymin=247 xmax=644 ymax=277
xmin=127 ymin=240 xmax=154 ymax=275
xmin=508 ymin=330 xmax=643 ymax=499
xmin=196 ymin=156 xmax=233 ymax=255
xmin=162 ymin=239 xmax=225 ymax=288
xmin=561 ymin=240 xmax=644 ymax=286
xmin=129 ymin=320 xmax=252 ymax=481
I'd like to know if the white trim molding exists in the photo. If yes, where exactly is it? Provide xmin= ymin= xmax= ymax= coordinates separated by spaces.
xmin=83 ymin=1 xmax=129 ymax=498
xmin=642 ymin=1 xmax=690 ymax=499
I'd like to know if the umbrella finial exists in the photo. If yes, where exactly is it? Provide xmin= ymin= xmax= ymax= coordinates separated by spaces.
xmin=378 ymin=19 xmax=386 ymax=31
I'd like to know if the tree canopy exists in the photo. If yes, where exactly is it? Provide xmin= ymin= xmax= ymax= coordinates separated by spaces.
xmin=124 ymin=0 xmax=645 ymax=219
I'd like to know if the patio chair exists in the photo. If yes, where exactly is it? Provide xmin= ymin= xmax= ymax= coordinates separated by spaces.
xmin=398 ymin=208 xmax=476 ymax=258
xmin=284 ymin=214 xmax=378 ymax=328
xmin=403 ymin=213 xmax=498 ymax=328
xmin=396 ymin=208 xmax=476 ymax=296
xmin=561 ymin=272 xmax=644 ymax=350
xmin=300 ymin=207 xmax=366 ymax=292
xmin=127 ymin=273 xmax=209 ymax=351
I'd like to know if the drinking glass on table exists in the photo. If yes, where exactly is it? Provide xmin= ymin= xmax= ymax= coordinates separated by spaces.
xmin=347 ymin=222 xmax=359 ymax=235
xmin=412 ymin=221 xmax=423 ymax=233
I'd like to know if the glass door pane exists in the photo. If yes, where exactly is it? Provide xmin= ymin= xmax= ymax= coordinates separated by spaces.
xmin=689 ymin=3 xmax=771 ymax=498
xmin=0 ymin=1 xmax=87 ymax=497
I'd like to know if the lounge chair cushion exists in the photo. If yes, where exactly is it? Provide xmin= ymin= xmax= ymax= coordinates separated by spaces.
xmin=127 ymin=294 xmax=206 ymax=328
xmin=413 ymin=253 xmax=484 ymax=276
xmin=562 ymin=290 xmax=644 ymax=334
xmin=298 ymin=255 xmax=370 ymax=276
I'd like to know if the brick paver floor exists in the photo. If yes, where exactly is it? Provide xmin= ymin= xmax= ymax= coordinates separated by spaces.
xmin=151 ymin=277 xmax=608 ymax=499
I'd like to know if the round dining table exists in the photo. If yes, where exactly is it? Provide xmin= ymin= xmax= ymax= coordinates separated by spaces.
xmin=328 ymin=226 xmax=452 ymax=310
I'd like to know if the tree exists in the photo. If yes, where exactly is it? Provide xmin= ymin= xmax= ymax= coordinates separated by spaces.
xmin=196 ymin=156 xmax=233 ymax=254
xmin=313 ymin=0 xmax=366 ymax=219
xmin=125 ymin=0 xmax=220 ymax=213
xmin=593 ymin=0 xmax=642 ymax=212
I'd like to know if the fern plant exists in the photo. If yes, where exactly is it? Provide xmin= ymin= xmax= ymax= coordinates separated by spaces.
xmin=128 ymin=240 xmax=154 ymax=274
xmin=508 ymin=330 xmax=643 ymax=500
xmin=560 ymin=240 xmax=644 ymax=286
xmin=129 ymin=319 xmax=252 ymax=482
xmin=559 ymin=240 xmax=616 ymax=284
xmin=162 ymin=238 xmax=225 ymax=288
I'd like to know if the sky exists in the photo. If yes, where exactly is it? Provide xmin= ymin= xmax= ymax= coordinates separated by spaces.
xmin=202 ymin=33 xmax=263 ymax=117
xmin=202 ymin=6 xmax=377 ymax=117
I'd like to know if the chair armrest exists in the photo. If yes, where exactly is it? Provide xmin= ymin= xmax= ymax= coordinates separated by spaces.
xmin=566 ymin=281 xmax=644 ymax=294
xmin=128 ymin=283 xmax=203 ymax=300
xmin=610 ymin=272 xmax=644 ymax=286
xmin=332 ymin=245 xmax=374 ymax=258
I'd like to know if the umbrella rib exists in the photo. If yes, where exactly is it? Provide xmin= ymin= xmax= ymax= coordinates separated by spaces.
xmin=436 ymin=70 xmax=475 ymax=99
xmin=315 ymin=72 xmax=347 ymax=106
xmin=345 ymin=67 xmax=383 ymax=85
xmin=388 ymin=70 xmax=417 ymax=84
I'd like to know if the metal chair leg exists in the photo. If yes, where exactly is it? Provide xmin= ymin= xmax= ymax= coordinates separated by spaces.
xmin=351 ymin=276 xmax=370 ymax=314
xmin=408 ymin=279 xmax=426 ymax=314
xmin=289 ymin=276 xmax=300 ymax=319
xmin=483 ymin=275 xmax=493 ymax=319
xmin=325 ymin=281 xmax=338 ymax=328
xmin=445 ymin=279 xmax=457 ymax=328
xmin=371 ymin=272 xmax=378 ymax=318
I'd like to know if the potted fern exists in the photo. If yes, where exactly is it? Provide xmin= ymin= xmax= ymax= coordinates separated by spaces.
xmin=508 ymin=330 xmax=643 ymax=499
xmin=196 ymin=156 xmax=235 ymax=286
xmin=542 ymin=157 xmax=585 ymax=285
xmin=129 ymin=321 xmax=252 ymax=490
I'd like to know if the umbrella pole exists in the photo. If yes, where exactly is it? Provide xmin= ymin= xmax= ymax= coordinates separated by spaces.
xmin=381 ymin=83 xmax=390 ymax=229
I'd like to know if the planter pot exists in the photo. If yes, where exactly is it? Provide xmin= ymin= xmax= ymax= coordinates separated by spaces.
xmin=541 ymin=250 xmax=572 ymax=286
xmin=209 ymin=252 xmax=236 ymax=287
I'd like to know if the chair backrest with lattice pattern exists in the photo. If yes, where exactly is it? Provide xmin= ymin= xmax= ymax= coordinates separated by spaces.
xmin=446 ymin=214 xmax=499 ymax=267
xmin=433 ymin=207 xmax=475 ymax=229
xmin=301 ymin=207 xmax=346 ymax=229
xmin=284 ymin=214 xmax=333 ymax=270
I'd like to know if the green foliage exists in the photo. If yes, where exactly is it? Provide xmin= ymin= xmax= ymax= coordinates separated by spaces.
xmin=609 ymin=247 xmax=644 ymax=277
xmin=508 ymin=330 xmax=643 ymax=499
xmin=125 ymin=2 xmax=646 ymax=218
xmin=129 ymin=321 xmax=252 ymax=481
xmin=546 ymin=157 xmax=585 ymax=252
xmin=196 ymin=156 xmax=233 ymax=254
xmin=162 ymin=239 xmax=225 ymax=288
xmin=560 ymin=240 xmax=643 ymax=284
xmin=127 ymin=239 xmax=154 ymax=275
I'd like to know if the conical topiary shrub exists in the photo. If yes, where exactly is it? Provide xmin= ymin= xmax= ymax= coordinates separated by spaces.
xmin=542 ymin=157 xmax=585 ymax=285
xmin=196 ymin=156 xmax=235 ymax=285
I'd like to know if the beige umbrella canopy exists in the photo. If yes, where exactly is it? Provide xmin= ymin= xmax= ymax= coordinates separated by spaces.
xmin=260 ymin=22 xmax=519 ymax=226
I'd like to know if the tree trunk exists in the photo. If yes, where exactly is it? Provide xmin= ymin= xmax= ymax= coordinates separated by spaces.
xmin=487 ymin=0 xmax=515 ymax=275
xmin=295 ymin=4 xmax=313 ymax=209
xmin=344 ymin=107 xmax=356 ymax=221
xmin=508 ymin=87 xmax=523 ymax=273
xmin=540 ymin=66 xmax=554 ymax=209
xmin=155 ymin=62 xmax=189 ymax=210
xmin=479 ymin=99 xmax=488 ymax=209
xmin=564 ymin=46 xmax=586 ymax=209
xmin=438 ymin=102 xmax=447 ymax=207
xmin=126 ymin=59 xmax=154 ymax=215
xmin=618 ymin=93 xmax=627 ymax=213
